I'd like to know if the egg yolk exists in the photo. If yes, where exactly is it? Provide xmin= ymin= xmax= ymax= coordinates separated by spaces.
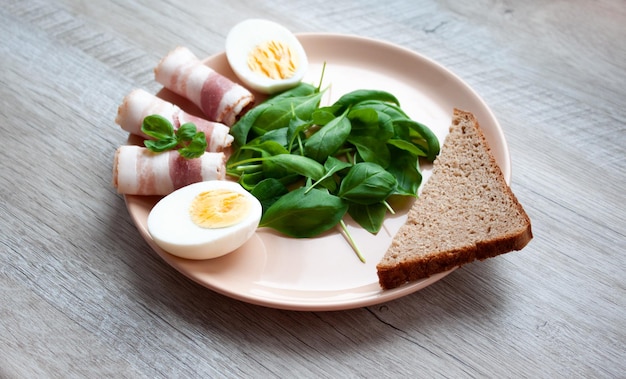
xmin=189 ymin=189 xmax=251 ymax=228
xmin=247 ymin=40 xmax=298 ymax=80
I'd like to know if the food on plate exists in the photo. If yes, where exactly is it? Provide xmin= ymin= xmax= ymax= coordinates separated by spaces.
xmin=376 ymin=109 xmax=533 ymax=289
xmin=154 ymin=46 xmax=254 ymax=126
xmin=147 ymin=180 xmax=262 ymax=260
xmin=112 ymin=145 xmax=225 ymax=195
xmin=225 ymin=19 xmax=308 ymax=94
xmin=226 ymin=84 xmax=440 ymax=261
xmin=115 ymin=89 xmax=234 ymax=152
xmin=139 ymin=114 xmax=207 ymax=159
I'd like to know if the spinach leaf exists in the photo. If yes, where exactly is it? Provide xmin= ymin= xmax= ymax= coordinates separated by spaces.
xmin=353 ymin=100 xmax=409 ymax=120
xmin=229 ymin=83 xmax=318 ymax=145
xmin=271 ymin=82 xmax=317 ymax=99
xmin=347 ymin=135 xmax=391 ymax=168
xmin=286 ymin=116 xmax=311 ymax=153
xmin=260 ymin=186 xmax=348 ymax=238
xmin=393 ymin=119 xmax=440 ymax=161
xmin=347 ymin=107 xmax=379 ymax=125
xmin=386 ymin=138 xmax=426 ymax=157
xmin=241 ymin=140 xmax=289 ymax=157
xmin=348 ymin=202 xmax=388 ymax=234
xmin=323 ymin=156 xmax=353 ymax=176
xmin=257 ymin=128 xmax=289 ymax=148
xmin=331 ymin=89 xmax=400 ymax=115
xmin=311 ymin=156 xmax=353 ymax=192
xmin=250 ymin=178 xmax=289 ymax=213
xmin=387 ymin=146 xmax=422 ymax=196
xmin=304 ymin=109 xmax=351 ymax=162
xmin=338 ymin=162 xmax=397 ymax=205
xmin=239 ymin=171 xmax=266 ymax=190
xmin=252 ymin=91 xmax=324 ymax=133
xmin=311 ymin=108 xmax=336 ymax=126
xmin=229 ymin=102 xmax=270 ymax=145
xmin=262 ymin=154 xmax=325 ymax=181
xmin=226 ymin=82 xmax=440 ymax=247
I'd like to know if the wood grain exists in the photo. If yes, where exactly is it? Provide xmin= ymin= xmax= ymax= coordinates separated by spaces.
xmin=1 ymin=0 xmax=624 ymax=377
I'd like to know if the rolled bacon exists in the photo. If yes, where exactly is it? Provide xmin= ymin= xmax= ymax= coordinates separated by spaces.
xmin=113 ymin=145 xmax=225 ymax=195
xmin=115 ymin=89 xmax=234 ymax=152
xmin=154 ymin=46 xmax=254 ymax=126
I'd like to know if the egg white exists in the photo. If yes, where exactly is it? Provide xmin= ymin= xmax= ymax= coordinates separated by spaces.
xmin=225 ymin=19 xmax=308 ymax=94
xmin=147 ymin=180 xmax=262 ymax=260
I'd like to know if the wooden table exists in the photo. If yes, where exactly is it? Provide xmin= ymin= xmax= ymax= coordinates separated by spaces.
xmin=2 ymin=0 xmax=624 ymax=377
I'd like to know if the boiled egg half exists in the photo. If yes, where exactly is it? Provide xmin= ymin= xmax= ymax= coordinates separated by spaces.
xmin=225 ymin=19 xmax=308 ymax=94
xmin=147 ymin=180 xmax=262 ymax=260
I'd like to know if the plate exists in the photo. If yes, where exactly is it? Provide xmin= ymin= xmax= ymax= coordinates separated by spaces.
xmin=125 ymin=33 xmax=510 ymax=311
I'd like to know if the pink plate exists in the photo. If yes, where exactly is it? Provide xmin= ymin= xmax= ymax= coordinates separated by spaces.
xmin=125 ymin=33 xmax=510 ymax=311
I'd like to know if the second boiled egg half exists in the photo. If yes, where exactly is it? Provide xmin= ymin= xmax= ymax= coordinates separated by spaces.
xmin=147 ymin=180 xmax=262 ymax=260
xmin=226 ymin=19 xmax=308 ymax=94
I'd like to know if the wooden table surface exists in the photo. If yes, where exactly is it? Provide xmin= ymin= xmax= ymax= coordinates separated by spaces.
xmin=2 ymin=0 xmax=624 ymax=377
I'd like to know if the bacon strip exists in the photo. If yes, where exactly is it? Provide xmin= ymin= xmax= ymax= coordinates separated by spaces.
xmin=115 ymin=89 xmax=234 ymax=152
xmin=154 ymin=46 xmax=254 ymax=126
xmin=113 ymin=145 xmax=225 ymax=195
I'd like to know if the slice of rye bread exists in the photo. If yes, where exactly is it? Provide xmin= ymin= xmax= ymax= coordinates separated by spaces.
xmin=376 ymin=109 xmax=532 ymax=290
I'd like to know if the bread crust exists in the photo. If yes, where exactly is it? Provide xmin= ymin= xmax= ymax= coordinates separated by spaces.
xmin=376 ymin=109 xmax=532 ymax=290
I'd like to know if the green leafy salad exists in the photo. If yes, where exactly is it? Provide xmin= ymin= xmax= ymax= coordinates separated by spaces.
xmin=226 ymin=81 xmax=440 ymax=261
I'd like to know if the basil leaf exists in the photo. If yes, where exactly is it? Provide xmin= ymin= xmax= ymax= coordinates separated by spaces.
xmin=260 ymin=186 xmax=348 ymax=238
xmin=338 ymin=162 xmax=397 ymax=205
xmin=178 ymin=131 xmax=207 ymax=159
xmin=141 ymin=114 xmax=175 ymax=140
xmin=176 ymin=122 xmax=199 ymax=141
xmin=144 ymin=137 xmax=178 ymax=152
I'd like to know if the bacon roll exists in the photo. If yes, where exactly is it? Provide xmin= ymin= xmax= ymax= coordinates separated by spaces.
xmin=115 ymin=89 xmax=234 ymax=152
xmin=154 ymin=46 xmax=254 ymax=126
xmin=113 ymin=145 xmax=225 ymax=196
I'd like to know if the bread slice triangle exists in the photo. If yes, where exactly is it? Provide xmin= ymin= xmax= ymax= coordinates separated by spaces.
xmin=377 ymin=109 xmax=532 ymax=290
